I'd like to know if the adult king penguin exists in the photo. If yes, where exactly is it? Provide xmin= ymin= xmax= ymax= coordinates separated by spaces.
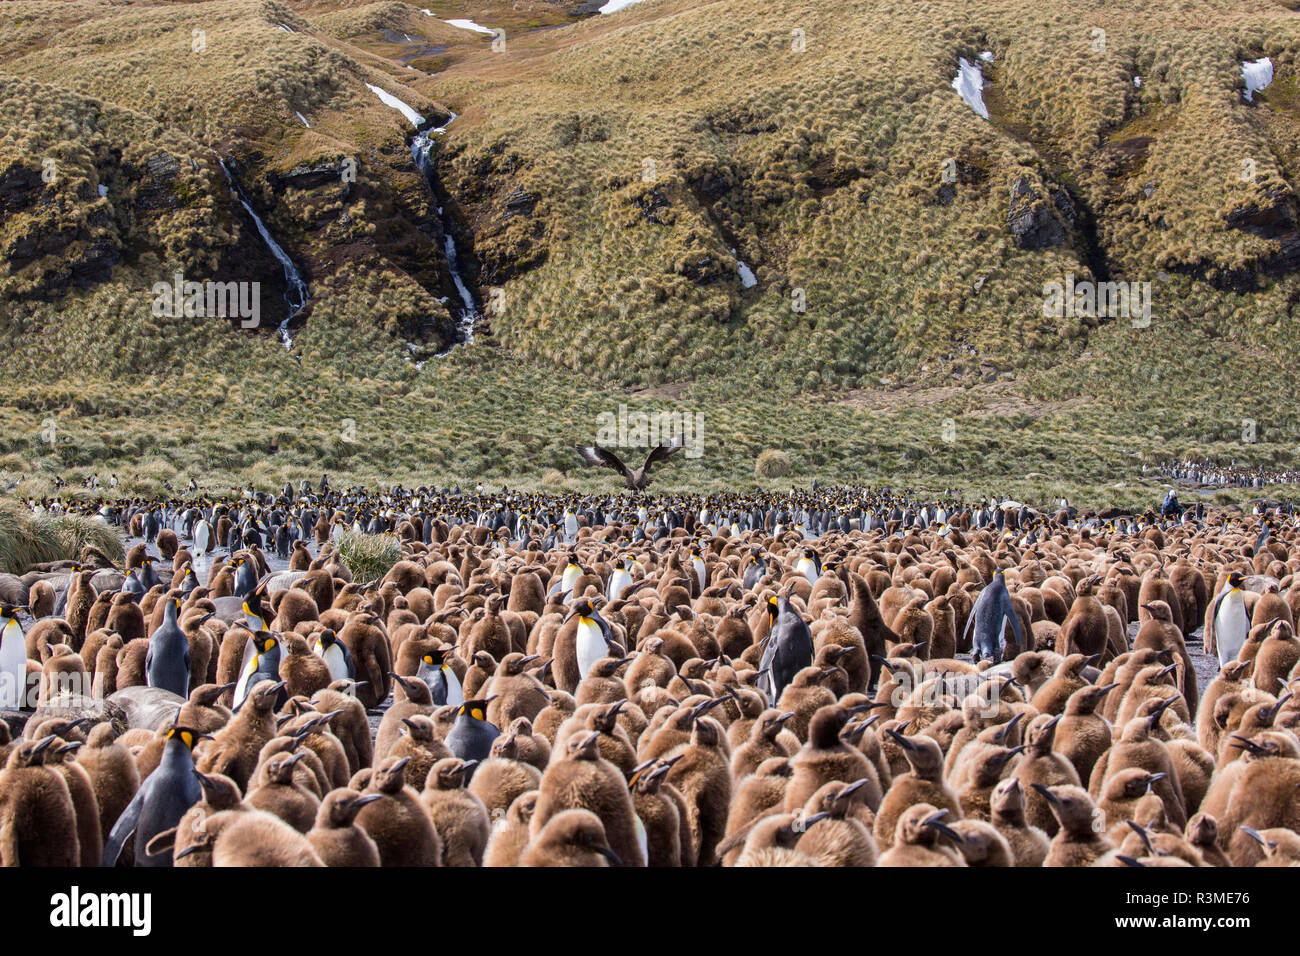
xmin=1205 ymin=571 xmax=1250 ymax=667
xmin=758 ymin=588 xmax=814 ymax=703
xmin=567 ymin=598 xmax=615 ymax=682
xmin=312 ymin=630 xmax=355 ymax=684
xmin=103 ymin=721 xmax=206 ymax=866
xmin=146 ymin=597 xmax=191 ymax=699
xmin=0 ymin=605 xmax=29 ymax=710
xmin=962 ymin=569 xmax=1025 ymax=663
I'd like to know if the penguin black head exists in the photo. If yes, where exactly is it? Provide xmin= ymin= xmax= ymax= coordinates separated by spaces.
xmin=165 ymin=724 xmax=209 ymax=751
xmin=457 ymin=698 xmax=494 ymax=722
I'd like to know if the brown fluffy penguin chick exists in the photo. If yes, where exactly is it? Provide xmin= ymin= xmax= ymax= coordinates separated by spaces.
xmin=0 ymin=736 xmax=80 ymax=865
xmin=957 ymin=745 xmax=1024 ymax=821
xmin=195 ymin=679 xmax=283 ymax=792
xmin=209 ymin=809 xmax=324 ymax=866
xmin=1030 ymin=653 xmax=1096 ymax=715
xmin=76 ymin=722 xmax=140 ymax=843
xmin=990 ymin=777 xmax=1050 ymax=867
xmin=721 ymin=757 xmax=792 ymax=862
xmin=1053 ymin=682 xmax=1118 ymax=785
xmin=421 ymin=757 xmax=491 ymax=866
xmin=484 ymin=790 xmax=539 ymax=867
xmin=485 ymin=653 xmax=551 ymax=727
xmin=179 ymin=682 xmax=235 ymax=735
xmin=1013 ymin=714 xmax=1082 ymax=836
xmin=311 ymin=681 xmax=373 ymax=776
xmin=505 ymin=716 xmax=552 ymax=772
xmin=873 ymin=730 xmax=962 ymax=850
xmin=520 ymin=808 xmax=623 ymax=867
xmin=731 ymin=709 xmax=797 ymax=779
xmin=784 ymin=705 xmax=882 ymax=813
xmin=1098 ymin=768 xmax=1168 ymax=841
xmin=663 ymin=713 xmax=733 ymax=867
xmin=46 ymin=738 xmax=102 ymax=866
xmin=732 ymin=811 xmax=822 ymax=867
xmin=950 ymin=819 xmax=1015 ymax=867
xmin=247 ymin=751 xmax=320 ymax=833
xmin=278 ymin=633 xmax=332 ymax=699
xmin=795 ymin=779 xmax=879 ymax=866
xmin=167 ymin=771 xmax=248 ymax=867
xmin=468 ymin=732 xmax=542 ymax=819
xmin=1089 ymin=707 xmax=1187 ymax=830
xmin=629 ymin=757 xmax=684 ymax=867
xmin=374 ymin=673 xmax=434 ymax=761
xmin=1240 ymin=826 xmax=1300 ymax=866
xmin=776 ymin=666 xmax=839 ymax=741
xmin=1035 ymin=784 xmax=1115 ymax=867
xmin=533 ymin=730 xmax=646 ymax=867
xmin=355 ymin=756 xmax=443 ymax=867
xmin=387 ymin=714 xmax=452 ymax=791
xmin=1185 ymin=812 xmax=1230 ymax=868
xmin=307 ymin=789 xmax=382 ymax=866
xmin=878 ymin=804 xmax=966 ymax=867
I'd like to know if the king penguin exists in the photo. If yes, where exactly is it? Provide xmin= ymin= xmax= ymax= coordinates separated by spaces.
xmin=446 ymin=698 xmax=501 ymax=766
xmin=416 ymin=649 xmax=463 ymax=707
xmin=607 ymin=558 xmax=634 ymax=603
xmin=567 ymin=599 xmax=614 ymax=681
xmin=1207 ymin=571 xmax=1250 ymax=667
xmin=757 ymin=590 xmax=814 ymax=703
xmin=962 ymin=569 xmax=1025 ymax=663
xmin=0 ymin=604 xmax=29 ymax=711
xmin=233 ymin=632 xmax=285 ymax=711
xmin=145 ymin=597 xmax=191 ymax=698
xmin=103 ymin=720 xmax=205 ymax=867
xmin=796 ymin=549 xmax=821 ymax=586
xmin=312 ymin=629 xmax=355 ymax=683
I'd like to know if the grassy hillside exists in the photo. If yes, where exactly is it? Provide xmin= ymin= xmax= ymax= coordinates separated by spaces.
xmin=2 ymin=0 xmax=1300 ymax=506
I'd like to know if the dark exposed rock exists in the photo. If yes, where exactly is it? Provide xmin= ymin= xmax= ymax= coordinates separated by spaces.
xmin=1007 ymin=174 xmax=1069 ymax=250
xmin=634 ymin=186 xmax=673 ymax=225
xmin=273 ymin=161 xmax=347 ymax=192
xmin=503 ymin=186 xmax=539 ymax=218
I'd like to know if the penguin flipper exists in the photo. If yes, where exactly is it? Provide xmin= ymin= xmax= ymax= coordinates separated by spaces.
xmin=102 ymin=783 xmax=147 ymax=866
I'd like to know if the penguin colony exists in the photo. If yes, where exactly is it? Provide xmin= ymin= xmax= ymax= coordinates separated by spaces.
xmin=2 ymin=485 xmax=1300 ymax=867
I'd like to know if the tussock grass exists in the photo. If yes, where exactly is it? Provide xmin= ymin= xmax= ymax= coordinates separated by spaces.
xmin=2 ymin=0 xmax=1300 ymax=507
xmin=333 ymin=529 xmax=402 ymax=581
xmin=0 ymin=501 xmax=124 ymax=573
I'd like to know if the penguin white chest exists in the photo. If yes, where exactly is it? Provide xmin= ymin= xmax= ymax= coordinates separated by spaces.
xmin=561 ymin=564 xmax=581 ymax=594
xmin=442 ymin=665 xmax=464 ymax=707
xmin=316 ymin=642 xmax=349 ymax=681
xmin=797 ymin=558 xmax=817 ymax=586
xmin=1215 ymin=593 xmax=1249 ymax=666
xmin=692 ymin=558 xmax=706 ymax=592
xmin=608 ymin=569 xmax=632 ymax=601
xmin=0 ymin=620 xmax=27 ymax=710
xmin=575 ymin=617 xmax=605 ymax=679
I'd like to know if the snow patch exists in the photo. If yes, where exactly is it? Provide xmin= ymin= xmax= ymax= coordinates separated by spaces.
xmin=737 ymin=262 xmax=757 ymax=288
xmin=979 ymin=50 xmax=994 ymax=62
xmin=365 ymin=82 xmax=424 ymax=127
xmin=952 ymin=57 xmax=988 ymax=120
xmin=277 ymin=24 xmax=293 ymax=33
xmin=1242 ymin=57 xmax=1273 ymax=102
xmin=600 ymin=0 xmax=652 ymax=11
xmin=444 ymin=18 xmax=495 ymax=35
xmin=97 ymin=184 xmax=108 ymax=198
xmin=1133 ymin=76 xmax=1141 ymax=88
xmin=295 ymin=111 xmax=311 ymax=128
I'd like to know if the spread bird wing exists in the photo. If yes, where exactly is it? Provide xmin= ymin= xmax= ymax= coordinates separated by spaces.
xmin=102 ymin=779 xmax=149 ymax=866
xmin=576 ymin=445 xmax=634 ymax=480
xmin=642 ymin=435 xmax=686 ymax=470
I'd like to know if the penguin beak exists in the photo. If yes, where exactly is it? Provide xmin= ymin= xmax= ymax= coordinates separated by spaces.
xmin=175 ymin=845 xmax=202 ymax=860
xmin=1029 ymin=783 xmax=1059 ymax=805
xmin=350 ymin=793 xmax=383 ymax=810
xmin=922 ymin=809 xmax=963 ymax=843
xmin=33 ymin=735 xmax=57 ymax=754
xmin=885 ymin=728 xmax=916 ymax=751
xmin=839 ymin=778 xmax=869 ymax=799
xmin=592 ymin=844 xmax=622 ymax=866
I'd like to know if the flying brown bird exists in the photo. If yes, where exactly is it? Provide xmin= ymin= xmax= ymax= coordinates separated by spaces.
xmin=574 ymin=436 xmax=685 ymax=491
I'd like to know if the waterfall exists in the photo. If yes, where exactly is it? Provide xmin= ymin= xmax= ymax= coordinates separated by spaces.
xmin=410 ymin=123 xmax=479 ymax=353
xmin=219 ymin=160 xmax=309 ymax=349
